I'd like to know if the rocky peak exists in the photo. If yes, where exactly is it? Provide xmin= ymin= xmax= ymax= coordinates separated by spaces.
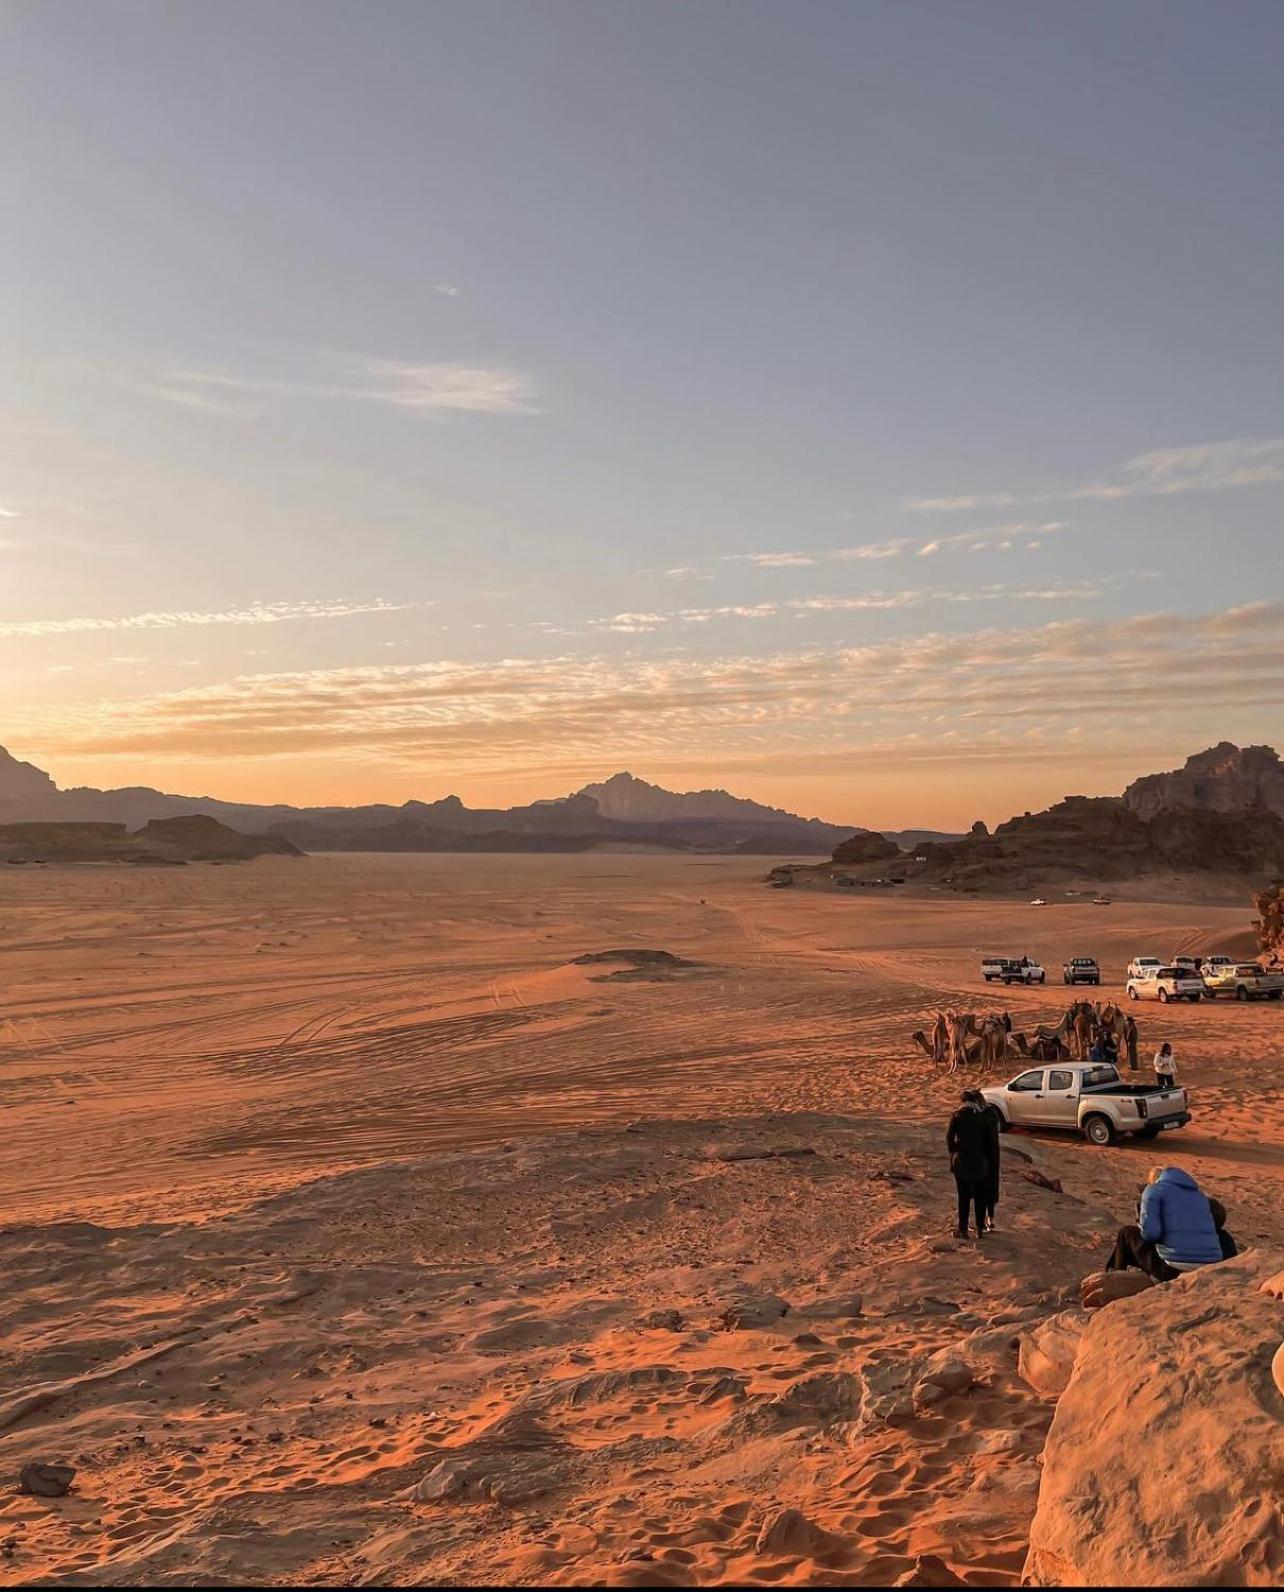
xmin=0 ymin=745 xmax=57 ymax=802
xmin=1123 ymin=742 xmax=1284 ymax=820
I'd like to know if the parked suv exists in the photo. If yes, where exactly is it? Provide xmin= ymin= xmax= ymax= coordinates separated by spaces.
xmin=1126 ymin=965 xmax=1205 ymax=1003
xmin=1127 ymin=956 xmax=1162 ymax=981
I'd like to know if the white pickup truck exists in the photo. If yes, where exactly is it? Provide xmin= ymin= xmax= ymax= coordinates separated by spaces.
xmin=980 ymin=955 xmax=1047 ymax=985
xmin=1126 ymin=965 xmax=1205 ymax=1003
xmin=981 ymin=1062 xmax=1191 ymax=1146
xmin=1202 ymin=962 xmax=1284 ymax=1001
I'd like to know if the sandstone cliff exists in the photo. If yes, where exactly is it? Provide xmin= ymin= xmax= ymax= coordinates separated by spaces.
xmin=1124 ymin=742 xmax=1284 ymax=820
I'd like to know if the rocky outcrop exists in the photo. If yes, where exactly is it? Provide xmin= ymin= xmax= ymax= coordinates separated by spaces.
xmin=1017 ymin=1308 xmax=1091 ymax=1399
xmin=1255 ymin=882 xmax=1284 ymax=965
xmin=1124 ymin=742 xmax=1284 ymax=820
xmin=136 ymin=816 xmax=302 ymax=860
xmin=1024 ymin=1251 xmax=1284 ymax=1587
xmin=0 ymin=746 xmax=57 ymax=808
xmin=905 ymin=795 xmax=1284 ymax=893
xmin=831 ymin=830 xmax=900 ymax=865
xmin=0 ymin=815 xmax=302 ymax=865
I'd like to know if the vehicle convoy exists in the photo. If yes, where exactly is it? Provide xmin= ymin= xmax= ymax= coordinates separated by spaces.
xmin=1127 ymin=956 xmax=1162 ymax=980
xmin=1202 ymin=962 xmax=1284 ymax=1001
xmin=1062 ymin=956 xmax=1101 ymax=985
xmin=981 ymin=954 xmax=1046 ymax=984
xmin=981 ymin=1062 xmax=1191 ymax=1146
xmin=1126 ymin=965 xmax=1205 ymax=1003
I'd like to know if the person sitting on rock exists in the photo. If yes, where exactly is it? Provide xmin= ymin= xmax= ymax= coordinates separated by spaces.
xmin=1105 ymin=1165 xmax=1224 ymax=1281
xmin=946 ymin=1090 xmax=990 ymax=1241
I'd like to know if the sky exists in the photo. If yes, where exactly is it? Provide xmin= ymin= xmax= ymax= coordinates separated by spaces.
xmin=2 ymin=0 xmax=1283 ymax=829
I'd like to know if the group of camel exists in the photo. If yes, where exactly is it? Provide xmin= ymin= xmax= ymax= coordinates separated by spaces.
xmin=912 ymin=998 xmax=1133 ymax=1073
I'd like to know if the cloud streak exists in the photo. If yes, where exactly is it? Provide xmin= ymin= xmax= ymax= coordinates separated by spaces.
xmin=110 ymin=358 xmax=540 ymax=417
xmin=0 ymin=598 xmax=420 ymax=639
xmin=904 ymin=438 xmax=1284 ymax=513
xmin=589 ymin=580 xmax=1097 ymax=632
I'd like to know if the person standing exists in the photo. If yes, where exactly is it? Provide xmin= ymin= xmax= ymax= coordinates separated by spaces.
xmin=965 ymin=1087 xmax=1003 ymax=1233
xmin=946 ymin=1090 xmax=990 ymax=1240
xmin=1123 ymin=1012 xmax=1139 ymax=1071
xmin=1153 ymin=1041 xmax=1177 ymax=1089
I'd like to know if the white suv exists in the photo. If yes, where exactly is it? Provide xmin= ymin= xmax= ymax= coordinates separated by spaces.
xmin=1127 ymin=956 xmax=1162 ymax=981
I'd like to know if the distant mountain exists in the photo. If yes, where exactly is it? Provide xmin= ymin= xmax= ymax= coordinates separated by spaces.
xmin=0 ymin=746 xmax=57 ymax=804
xmin=0 ymin=747 xmax=858 ymax=855
xmin=1124 ymin=742 xmax=1284 ymax=820
xmin=572 ymin=771 xmax=844 ymax=832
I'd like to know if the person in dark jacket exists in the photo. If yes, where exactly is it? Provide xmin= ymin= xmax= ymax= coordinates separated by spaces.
xmin=964 ymin=1088 xmax=1003 ymax=1232
xmin=1123 ymin=1013 xmax=1139 ymax=1071
xmin=1105 ymin=1165 xmax=1224 ymax=1280
xmin=946 ymin=1091 xmax=990 ymax=1239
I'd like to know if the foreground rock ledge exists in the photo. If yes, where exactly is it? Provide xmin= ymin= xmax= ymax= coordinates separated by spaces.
xmin=1023 ymin=1251 xmax=1284 ymax=1587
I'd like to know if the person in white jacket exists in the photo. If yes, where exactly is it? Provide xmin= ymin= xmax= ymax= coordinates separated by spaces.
xmin=1153 ymin=1042 xmax=1177 ymax=1088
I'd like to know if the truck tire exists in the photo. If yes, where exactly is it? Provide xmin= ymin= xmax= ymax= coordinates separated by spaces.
xmin=1138 ymin=1124 xmax=1160 ymax=1140
xmin=1157 ymin=988 xmax=1169 ymax=1003
xmin=1270 ymin=990 xmax=1282 ymax=1001
xmin=1127 ymin=986 xmax=1139 ymax=1000
xmin=1083 ymin=1114 xmax=1115 ymax=1147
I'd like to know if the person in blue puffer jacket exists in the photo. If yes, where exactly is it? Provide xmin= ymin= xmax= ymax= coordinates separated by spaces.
xmin=1104 ymin=1165 xmax=1225 ymax=1281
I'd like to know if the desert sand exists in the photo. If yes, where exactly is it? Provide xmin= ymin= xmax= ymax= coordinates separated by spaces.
xmin=2 ymin=853 xmax=1281 ymax=1585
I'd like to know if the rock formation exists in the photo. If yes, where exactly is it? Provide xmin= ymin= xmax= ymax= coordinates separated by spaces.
xmin=0 ymin=746 xmax=57 ymax=810
xmin=1255 ymin=882 xmax=1284 ymax=964
xmin=831 ymin=830 xmax=901 ymax=865
xmin=1124 ymin=741 xmax=1284 ymax=819
xmin=0 ymin=815 xmax=302 ymax=865
xmin=1024 ymin=1251 xmax=1284 ymax=1586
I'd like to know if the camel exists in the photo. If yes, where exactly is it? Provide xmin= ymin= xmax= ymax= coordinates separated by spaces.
xmin=978 ymin=1013 xmax=1007 ymax=1069
xmin=912 ymin=1009 xmax=1028 ymax=1072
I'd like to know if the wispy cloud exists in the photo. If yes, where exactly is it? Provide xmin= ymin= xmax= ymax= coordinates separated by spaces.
xmin=902 ymin=493 xmax=1019 ymax=514
xmin=589 ymin=581 xmax=1098 ymax=632
xmin=0 ymin=597 xmax=421 ymax=639
xmin=662 ymin=566 xmax=714 ymax=581
xmin=434 ymin=283 xmax=461 ymax=297
xmin=32 ymin=600 xmax=1284 ymax=777
xmin=1074 ymin=438 xmax=1284 ymax=500
xmin=0 ymin=505 xmax=21 ymax=518
xmin=106 ymin=357 xmax=540 ymax=418
xmin=730 ymin=552 xmax=817 ymax=568
xmin=904 ymin=438 xmax=1284 ymax=514
xmin=733 ymin=524 xmax=1065 ymax=567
